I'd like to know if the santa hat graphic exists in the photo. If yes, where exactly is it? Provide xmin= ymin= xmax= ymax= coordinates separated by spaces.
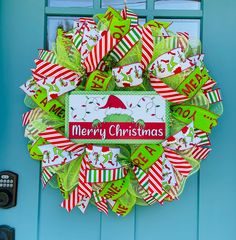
xmin=101 ymin=146 xmax=110 ymax=155
xmin=99 ymin=95 xmax=127 ymax=109
xmin=86 ymin=144 xmax=93 ymax=153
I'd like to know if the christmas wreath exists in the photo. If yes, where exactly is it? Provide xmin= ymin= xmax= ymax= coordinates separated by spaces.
xmin=21 ymin=7 xmax=223 ymax=216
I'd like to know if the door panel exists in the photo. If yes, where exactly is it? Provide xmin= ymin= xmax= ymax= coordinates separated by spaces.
xmin=0 ymin=0 xmax=44 ymax=239
xmin=199 ymin=1 xmax=236 ymax=240
xmin=135 ymin=175 xmax=199 ymax=240
xmin=38 ymin=187 xmax=101 ymax=240
xmin=1 ymin=1 xmax=235 ymax=240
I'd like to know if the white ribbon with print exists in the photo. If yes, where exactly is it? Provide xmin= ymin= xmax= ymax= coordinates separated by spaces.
xmin=86 ymin=145 xmax=121 ymax=169
xmin=112 ymin=62 xmax=143 ymax=87
xmin=39 ymin=144 xmax=82 ymax=167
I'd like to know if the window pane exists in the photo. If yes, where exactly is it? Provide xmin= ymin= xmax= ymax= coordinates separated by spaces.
xmin=48 ymin=0 xmax=93 ymax=7
xmin=139 ymin=18 xmax=146 ymax=26
xmin=155 ymin=0 xmax=201 ymax=10
xmin=102 ymin=0 xmax=146 ymax=9
xmin=47 ymin=17 xmax=78 ymax=49
xmin=156 ymin=19 xmax=201 ymax=39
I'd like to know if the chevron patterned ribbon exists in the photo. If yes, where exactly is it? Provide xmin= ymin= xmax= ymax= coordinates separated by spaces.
xmin=109 ymin=25 xmax=142 ymax=62
xmin=149 ymin=74 xmax=189 ymax=103
xmin=39 ymin=127 xmax=85 ymax=153
xmin=164 ymin=149 xmax=193 ymax=177
xmin=140 ymin=26 xmax=154 ymax=70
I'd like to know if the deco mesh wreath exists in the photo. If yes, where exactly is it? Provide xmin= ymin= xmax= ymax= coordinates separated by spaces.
xmin=21 ymin=7 xmax=223 ymax=216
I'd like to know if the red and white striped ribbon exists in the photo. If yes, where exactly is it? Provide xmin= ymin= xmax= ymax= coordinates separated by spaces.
xmin=78 ymin=155 xmax=92 ymax=197
xmin=140 ymin=26 xmax=154 ymax=70
xmin=109 ymin=26 xmax=142 ymax=62
xmin=149 ymin=74 xmax=189 ymax=103
xmin=133 ymin=165 xmax=149 ymax=192
xmin=61 ymin=186 xmax=82 ymax=212
xmin=83 ymin=31 xmax=118 ymax=73
xmin=164 ymin=149 xmax=192 ymax=177
xmin=148 ymin=157 xmax=163 ymax=196
xmin=32 ymin=59 xmax=81 ymax=82
xmin=22 ymin=108 xmax=43 ymax=126
xmin=195 ymin=129 xmax=211 ymax=147
xmin=177 ymin=32 xmax=189 ymax=52
xmin=41 ymin=166 xmax=55 ymax=188
xmin=97 ymin=60 xmax=107 ymax=71
xmin=93 ymin=190 xmax=108 ymax=215
xmin=79 ymin=17 xmax=96 ymax=26
xmin=120 ymin=8 xmax=138 ymax=28
xmin=202 ymin=78 xmax=216 ymax=91
xmin=191 ymin=146 xmax=211 ymax=160
xmin=39 ymin=127 xmax=85 ymax=153
xmin=22 ymin=111 xmax=31 ymax=126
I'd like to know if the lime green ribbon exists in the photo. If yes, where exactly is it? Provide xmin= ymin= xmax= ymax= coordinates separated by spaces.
xmin=31 ymin=87 xmax=65 ymax=119
xmin=85 ymin=70 xmax=112 ymax=91
xmin=130 ymin=144 xmax=164 ymax=170
xmin=176 ymin=67 xmax=209 ymax=99
xmin=171 ymin=104 xmax=219 ymax=133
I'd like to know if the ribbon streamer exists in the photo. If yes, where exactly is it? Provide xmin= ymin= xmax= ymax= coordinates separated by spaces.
xmin=39 ymin=127 xmax=85 ymax=153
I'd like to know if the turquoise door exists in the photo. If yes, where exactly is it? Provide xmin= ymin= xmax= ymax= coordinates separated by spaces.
xmin=1 ymin=0 xmax=235 ymax=239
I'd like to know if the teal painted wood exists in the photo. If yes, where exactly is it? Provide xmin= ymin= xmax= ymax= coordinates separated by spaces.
xmin=0 ymin=0 xmax=45 ymax=239
xmin=38 ymin=187 xmax=101 ymax=240
xmin=199 ymin=0 xmax=236 ymax=239
xmin=135 ymin=175 xmax=199 ymax=240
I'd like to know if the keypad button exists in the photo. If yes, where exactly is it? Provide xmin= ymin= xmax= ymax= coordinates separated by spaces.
xmin=10 ymin=180 xmax=13 ymax=183
xmin=9 ymin=184 xmax=13 ymax=188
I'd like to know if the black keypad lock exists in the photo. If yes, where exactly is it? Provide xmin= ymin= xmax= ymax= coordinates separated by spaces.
xmin=0 ymin=171 xmax=18 ymax=209
xmin=0 ymin=225 xmax=15 ymax=240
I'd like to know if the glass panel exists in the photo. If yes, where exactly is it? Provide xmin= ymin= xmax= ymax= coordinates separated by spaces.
xmin=155 ymin=0 xmax=201 ymax=10
xmin=48 ymin=0 xmax=93 ymax=7
xmin=47 ymin=17 xmax=78 ymax=49
xmin=139 ymin=18 xmax=146 ymax=26
xmin=47 ymin=16 xmax=147 ymax=50
xmin=102 ymin=0 xmax=146 ymax=9
xmin=157 ymin=19 xmax=201 ymax=39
